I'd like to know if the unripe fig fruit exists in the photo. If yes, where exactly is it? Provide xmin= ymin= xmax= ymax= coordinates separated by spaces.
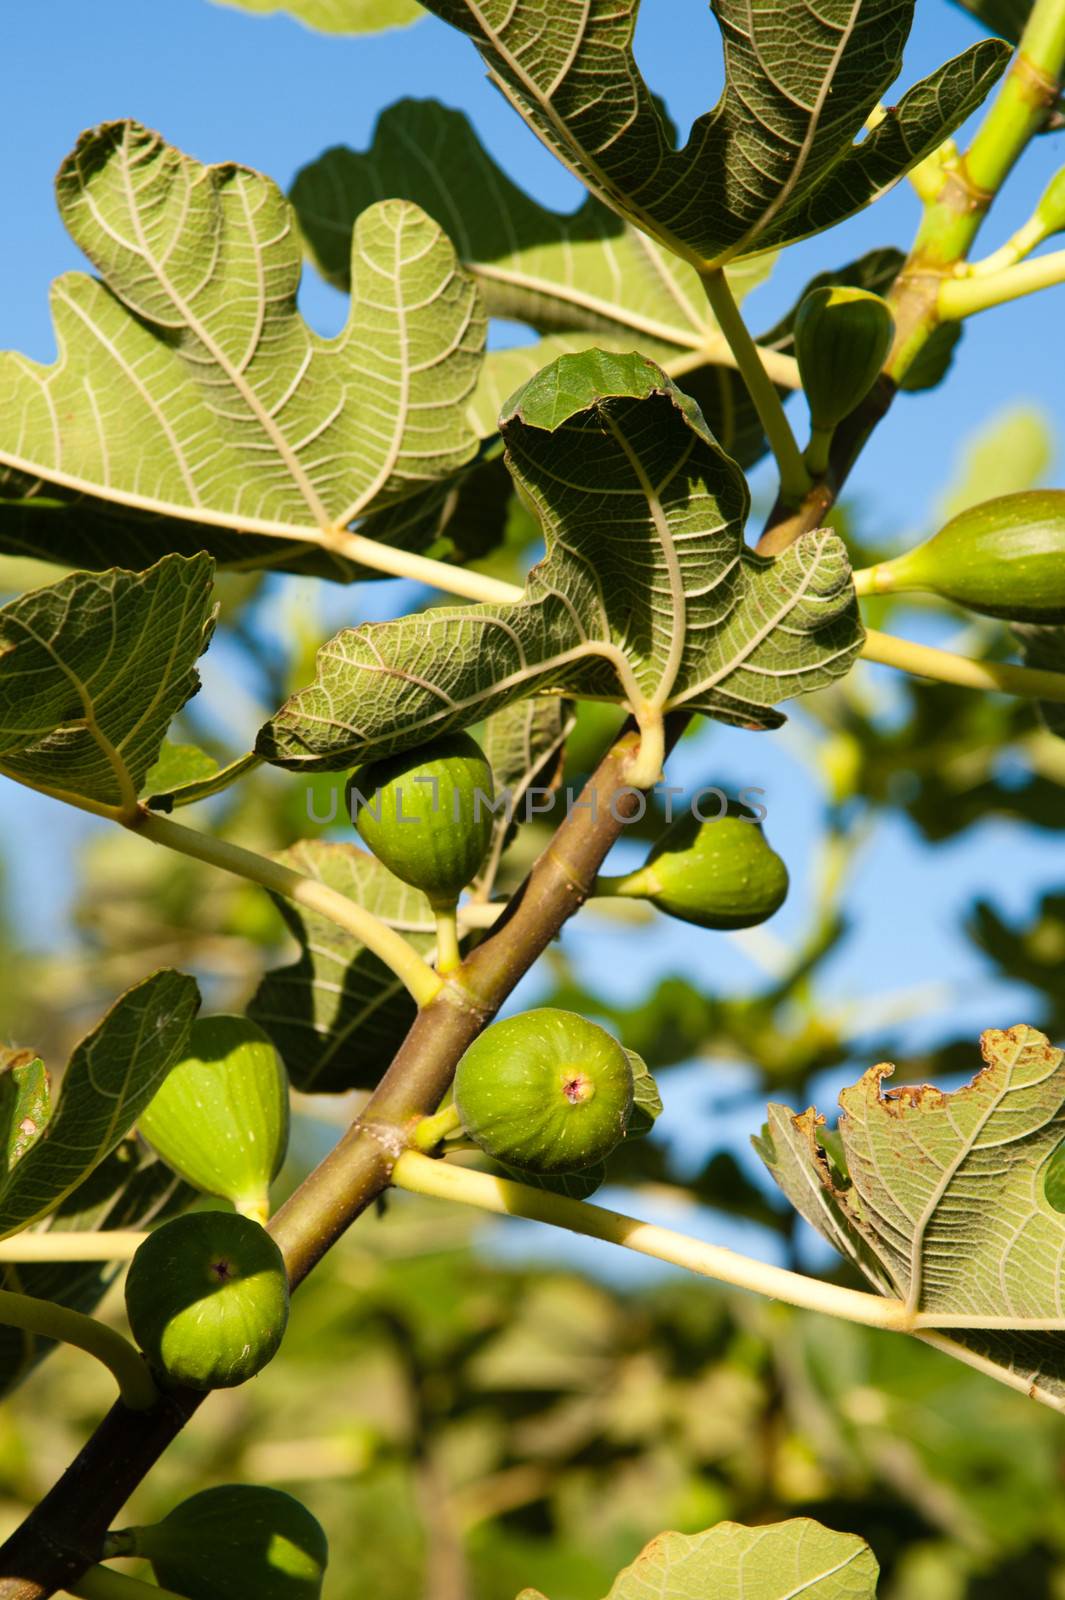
xmin=125 ymin=1211 xmax=288 ymax=1390
xmin=596 ymin=808 xmax=788 ymax=930
xmin=346 ymin=733 xmax=494 ymax=908
xmin=137 ymin=1014 xmax=289 ymax=1225
xmin=795 ymin=286 xmax=895 ymax=433
xmin=454 ymin=1009 xmax=634 ymax=1175
xmin=859 ymin=489 xmax=1065 ymax=622
xmin=115 ymin=1484 xmax=327 ymax=1600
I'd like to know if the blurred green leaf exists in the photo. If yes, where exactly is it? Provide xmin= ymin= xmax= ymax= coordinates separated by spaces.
xmin=936 ymin=406 xmax=1054 ymax=523
xmin=211 ymin=0 xmax=423 ymax=30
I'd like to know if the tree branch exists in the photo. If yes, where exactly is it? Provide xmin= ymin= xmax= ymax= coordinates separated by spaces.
xmin=0 ymin=723 xmax=667 ymax=1600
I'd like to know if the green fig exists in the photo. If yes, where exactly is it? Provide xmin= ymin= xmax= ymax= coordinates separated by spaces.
xmin=454 ymin=1008 xmax=634 ymax=1175
xmin=595 ymin=806 xmax=788 ymax=930
xmin=111 ymin=1485 xmax=327 ymax=1600
xmin=857 ymin=489 xmax=1065 ymax=622
xmin=346 ymin=732 xmax=495 ymax=908
xmin=137 ymin=1015 xmax=289 ymax=1225
xmin=125 ymin=1212 xmax=289 ymax=1391
xmin=794 ymin=286 xmax=894 ymax=472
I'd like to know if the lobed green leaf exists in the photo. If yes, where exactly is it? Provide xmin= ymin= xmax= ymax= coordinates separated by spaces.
xmin=415 ymin=0 xmax=1008 ymax=269
xmin=0 ymin=122 xmax=484 ymax=578
xmin=759 ymin=1025 xmax=1065 ymax=1406
xmin=257 ymin=351 xmax=862 ymax=769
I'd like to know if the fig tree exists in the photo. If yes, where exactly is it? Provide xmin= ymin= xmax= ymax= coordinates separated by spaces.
xmin=110 ymin=1484 xmax=327 ymax=1600
xmin=858 ymin=489 xmax=1065 ymax=621
xmin=137 ymin=1014 xmax=290 ymax=1225
xmin=595 ymin=807 xmax=788 ymax=930
xmin=125 ymin=1211 xmax=289 ymax=1390
xmin=454 ymin=1009 xmax=634 ymax=1175
xmin=346 ymin=732 xmax=495 ymax=908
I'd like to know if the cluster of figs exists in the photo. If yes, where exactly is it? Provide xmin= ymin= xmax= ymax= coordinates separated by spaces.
xmin=116 ymin=463 xmax=1065 ymax=1591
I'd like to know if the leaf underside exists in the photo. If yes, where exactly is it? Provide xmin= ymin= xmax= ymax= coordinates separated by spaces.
xmin=257 ymin=350 xmax=863 ymax=770
xmin=414 ymin=0 xmax=1008 ymax=269
xmin=0 ymin=121 xmax=483 ymax=581
xmin=758 ymin=1025 xmax=1065 ymax=1407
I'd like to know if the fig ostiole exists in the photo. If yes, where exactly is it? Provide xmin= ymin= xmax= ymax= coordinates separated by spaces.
xmin=454 ymin=1008 xmax=634 ymax=1175
xmin=595 ymin=808 xmax=788 ymax=931
xmin=794 ymin=286 xmax=895 ymax=474
xmin=137 ymin=1014 xmax=290 ymax=1225
xmin=346 ymin=734 xmax=495 ymax=933
xmin=108 ymin=1484 xmax=328 ymax=1600
xmin=124 ymin=1212 xmax=289 ymax=1391
xmin=854 ymin=489 xmax=1065 ymax=622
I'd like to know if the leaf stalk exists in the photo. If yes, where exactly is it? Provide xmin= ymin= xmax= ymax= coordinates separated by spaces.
xmin=860 ymin=627 xmax=1065 ymax=703
xmin=698 ymin=268 xmax=811 ymax=505
xmin=390 ymin=1152 xmax=914 ymax=1333
xmin=0 ymin=1290 xmax=156 ymax=1412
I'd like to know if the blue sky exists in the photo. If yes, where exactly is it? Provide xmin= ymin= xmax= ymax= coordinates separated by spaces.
xmin=1 ymin=0 xmax=1064 ymax=1084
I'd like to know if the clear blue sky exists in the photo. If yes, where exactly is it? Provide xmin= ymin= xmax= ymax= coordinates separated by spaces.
xmin=1 ymin=0 xmax=1064 ymax=1090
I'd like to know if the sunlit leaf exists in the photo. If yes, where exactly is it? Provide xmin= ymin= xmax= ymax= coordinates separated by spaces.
xmin=416 ymin=0 xmax=1007 ymax=268
xmin=257 ymin=351 xmax=862 ymax=770
xmin=758 ymin=1025 xmax=1065 ymax=1407
xmin=519 ymin=1517 xmax=879 ymax=1598
xmin=0 ymin=554 xmax=215 ymax=808
xmin=0 ymin=122 xmax=483 ymax=578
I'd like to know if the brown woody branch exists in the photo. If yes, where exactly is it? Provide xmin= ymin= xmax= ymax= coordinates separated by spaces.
xmin=0 ymin=723 xmax=664 ymax=1600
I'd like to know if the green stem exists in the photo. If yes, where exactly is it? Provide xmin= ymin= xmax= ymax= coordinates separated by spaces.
xmin=411 ymin=1103 xmax=464 ymax=1152
xmin=910 ymin=0 xmax=1065 ymax=268
xmin=939 ymin=246 xmax=1065 ymax=318
xmin=804 ymin=426 xmax=834 ymax=480
xmin=0 ymin=1290 xmax=156 ymax=1412
xmin=699 ymin=268 xmax=811 ymax=505
xmin=391 ymin=1152 xmax=913 ymax=1333
xmin=433 ymin=907 xmax=462 ymax=975
xmin=133 ymin=810 xmax=443 ymax=1007
xmin=0 ymin=1234 xmax=146 ymax=1263
xmin=67 ymin=1567 xmax=187 ymax=1600
xmin=860 ymin=626 xmax=1065 ymax=702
